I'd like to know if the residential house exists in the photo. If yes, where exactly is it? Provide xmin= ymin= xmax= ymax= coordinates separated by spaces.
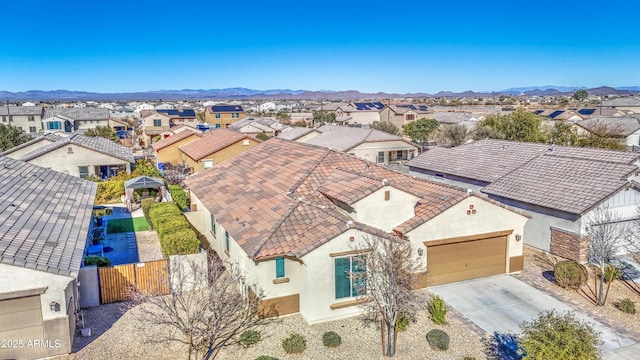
xmin=157 ymin=108 xmax=197 ymax=128
xmin=227 ymin=117 xmax=289 ymax=137
xmin=379 ymin=104 xmax=430 ymax=129
xmin=140 ymin=110 xmax=172 ymax=146
xmin=258 ymin=102 xmax=277 ymax=113
xmin=0 ymin=156 xmax=96 ymax=360
xmin=407 ymin=139 xmax=640 ymax=262
xmin=152 ymin=128 xmax=203 ymax=166
xmin=0 ymin=106 xmax=44 ymax=137
xmin=155 ymin=103 xmax=174 ymax=110
xmin=183 ymin=139 xmax=528 ymax=324
xmin=134 ymin=103 xmax=155 ymax=114
xmin=333 ymin=102 xmax=384 ymax=126
xmin=278 ymin=125 xmax=420 ymax=165
xmin=602 ymin=97 xmax=640 ymax=113
xmin=1 ymin=133 xmax=134 ymax=179
xmin=41 ymin=108 xmax=110 ymax=134
xmin=204 ymin=105 xmax=246 ymax=128
xmin=179 ymin=128 xmax=260 ymax=172
xmin=21 ymin=101 xmax=37 ymax=107
xmin=574 ymin=116 xmax=640 ymax=148
xmin=108 ymin=117 xmax=130 ymax=132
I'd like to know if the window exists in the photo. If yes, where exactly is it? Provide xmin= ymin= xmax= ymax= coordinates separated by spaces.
xmin=1 ymin=116 xmax=5 ymax=122
xmin=335 ymin=255 xmax=366 ymax=299
xmin=215 ymin=113 xmax=221 ymax=119
xmin=68 ymin=147 xmax=74 ymax=153
xmin=275 ymin=258 xmax=285 ymax=278
xmin=406 ymin=114 xmax=415 ymax=121
xmin=225 ymin=230 xmax=230 ymax=252
xmin=232 ymin=113 xmax=240 ymax=118
xmin=203 ymin=160 xmax=213 ymax=169
xmin=8 ymin=115 xmax=13 ymax=122
xmin=78 ymin=166 xmax=89 ymax=178
xmin=47 ymin=122 xmax=61 ymax=130
xmin=29 ymin=126 xmax=36 ymax=133
xmin=153 ymin=119 xmax=162 ymax=127
xmin=215 ymin=124 xmax=221 ymax=128
xmin=28 ymin=115 xmax=35 ymax=122
xmin=377 ymin=151 xmax=385 ymax=164
xmin=210 ymin=214 xmax=217 ymax=237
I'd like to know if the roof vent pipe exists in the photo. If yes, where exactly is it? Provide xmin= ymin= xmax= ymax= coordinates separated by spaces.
xmin=346 ymin=220 xmax=353 ymax=229
xmin=382 ymin=179 xmax=389 ymax=186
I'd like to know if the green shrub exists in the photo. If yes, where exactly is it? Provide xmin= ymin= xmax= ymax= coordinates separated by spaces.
xmin=84 ymin=255 xmax=111 ymax=267
xmin=240 ymin=330 xmax=261 ymax=347
xmin=155 ymin=217 xmax=191 ymax=238
xmin=149 ymin=202 xmax=182 ymax=229
xmin=429 ymin=295 xmax=448 ymax=325
xmin=322 ymin=331 xmax=341 ymax=348
xmin=95 ymin=180 xmax=125 ymax=204
xmin=604 ymin=264 xmax=622 ymax=283
xmin=255 ymin=357 xmax=278 ymax=360
xmin=426 ymin=329 xmax=450 ymax=351
xmin=554 ymin=260 xmax=588 ymax=289
xmin=168 ymin=185 xmax=188 ymax=210
xmin=397 ymin=312 xmax=409 ymax=331
xmin=618 ymin=298 xmax=636 ymax=314
xmin=160 ymin=229 xmax=200 ymax=257
xmin=141 ymin=198 xmax=155 ymax=229
xmin=281 ymin=333 xmax=306 ymax=354
xmin=463 ymin=357 xmax=476 ymax=360
xmin=256 ymin=132 xmax=269 ymax=141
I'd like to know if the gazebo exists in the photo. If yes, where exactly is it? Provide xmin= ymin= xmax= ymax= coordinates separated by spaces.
xmin=123 ymin=176 xmax=168 ymax=212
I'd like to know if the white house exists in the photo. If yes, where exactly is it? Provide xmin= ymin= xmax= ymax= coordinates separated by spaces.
xmin=0 ymin=156 xmax=96 ymax=360
xmin=258 ymin=102 xmax=277 ymax=112
xmin=41 ymin=108 xmax=110 ymax=134
xmin=184 ymin=139 xmax=528 ymax=324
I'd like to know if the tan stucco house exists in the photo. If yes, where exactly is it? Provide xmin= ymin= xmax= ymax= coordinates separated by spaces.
xmin=179 ymin=128 xmax=260 ymax=173
xmin=140 ymin=110 xmax=171 ymax=146
xmin=204 ymin=105 xmax=247 ymax=129
xmin=152 ymin=128 xmax=203 ymax=166
xmin=0 ymin=156 xmax=96 ymax=360
xmin=0 ymin=106 xmax=44 ymax=137
xmin=183 ymin=138 xmax=528 ymax=324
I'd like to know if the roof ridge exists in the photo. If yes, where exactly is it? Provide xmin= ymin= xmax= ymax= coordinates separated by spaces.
xmin=288 ymin=149 xmax=332 ymax=194
xmin=544 ymin=152 xmax=640 ymax=166
xmin=333 ymin=166 xmax=384 ymax=182
xmin=252 ymin=200 xmax=301 ymax=259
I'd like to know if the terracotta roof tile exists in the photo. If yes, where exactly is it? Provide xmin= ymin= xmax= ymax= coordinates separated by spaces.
xmin=179 ymin=128 xmax=256 ymax=161
xmin=152 ymin=129 xmax=202 ymax=151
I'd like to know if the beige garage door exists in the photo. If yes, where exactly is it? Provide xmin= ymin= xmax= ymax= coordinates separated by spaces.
xmin=427 ymin=233 xmax=508 ymax=286
xmin=0 ymin=295 xmax=46 ymax=360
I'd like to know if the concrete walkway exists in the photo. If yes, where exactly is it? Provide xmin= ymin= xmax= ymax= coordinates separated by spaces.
xmin=430 ymin=275 xmax=637 ymax=357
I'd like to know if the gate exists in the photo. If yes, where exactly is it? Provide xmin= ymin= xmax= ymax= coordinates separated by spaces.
xmin=98 ymin=259 xmax=169 ymax=304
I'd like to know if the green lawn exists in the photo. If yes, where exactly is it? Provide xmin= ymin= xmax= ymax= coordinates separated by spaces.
xmin=106 ymin=217 xmax=149 ymax=234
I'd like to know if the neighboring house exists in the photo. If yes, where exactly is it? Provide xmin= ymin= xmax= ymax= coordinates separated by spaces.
xmin=108 ymin=117 xmax=130 ymax=132
xmin=140 ymin=110 xmax=172 ymax=146
xmin=574 ymin=116 xmax=640 ymax=148
xmin=157 ymin=108 xmax=197 ymax=128
xmin=227 ymin=117 xmax=289 ymax=136
xmin=134 ymin=103 xmax=155 ymax=114
xmin=0 ymin=106 xmax=44 ymax=137
xmin=379 ymin=104 xmax=430 ymax=129
xmin=407 ymin=139 xmax=640 ymax=262
xmin=602 ymin=97 xmax=640 ymax=113
xmin=204 ymin=105 xmax=246 ymax=128
xmin=333 ymin=102 xmax=384 ymax=126
xmin=155 ymin=103 xmax=174 ymax=110
xmin=179 ymin=128 xmax=260 ymax=172
xmin=41 ymin=108 xmax=110 ymax=134
xmin=152 ymin=128 xmax=203 ymax=166
xmin=183 ymin=139 xmax=528 ymax=324
xmin=21 ymin=101 xmax=37 ymax=107
xmin=1 ymin=133 xmax=134 ymax=179
xmin=278 ymin=125 xmax=420 ymax=165
xmin=0 ymin=156 xmax=96 ymax=360
xmin=258 ymin=102 xmax=277 ymax=112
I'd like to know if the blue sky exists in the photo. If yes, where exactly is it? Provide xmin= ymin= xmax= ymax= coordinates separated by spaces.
xmin=1 ymin=0 xmax=639 ymax=93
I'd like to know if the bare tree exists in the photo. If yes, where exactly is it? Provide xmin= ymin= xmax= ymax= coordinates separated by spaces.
xmin=436 ymin=124 xmax=469 ymax=147
xmin=584 ymin=205 xmax=631 ymax=306
xmin=128 ymin=255 xmax=276 ymax=360
xmin=352 ymin=234 xmax=424 ymax=357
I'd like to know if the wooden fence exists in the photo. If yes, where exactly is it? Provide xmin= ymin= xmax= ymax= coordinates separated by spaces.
xmin=98 ymin=259 xmax=169 ymax=304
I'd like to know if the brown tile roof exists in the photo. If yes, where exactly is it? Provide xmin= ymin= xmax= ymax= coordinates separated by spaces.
xmin=482 ymin=155 xmax=638 ymax=215
xmin=152 ymin=129 xmax=202 ymax=151
xmin=179 ymin=128 xmax=256 ymax=161
xmin=407 ymin=139 xmax=639 ymax=183
xmin=185 ymin=139 xmax=479 ymax=260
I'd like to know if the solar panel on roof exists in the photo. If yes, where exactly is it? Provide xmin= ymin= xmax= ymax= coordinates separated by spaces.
xmin=548 ymin=110 xmax=564 ymax=118
xmin=533 ymin=110 xmax=544 ymax=115
xmin=578 ymin=108 xmax=596 ymax=115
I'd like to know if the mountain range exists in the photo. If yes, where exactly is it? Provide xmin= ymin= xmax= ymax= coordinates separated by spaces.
xmin=0 ymin=86 xmax=638 ymax=102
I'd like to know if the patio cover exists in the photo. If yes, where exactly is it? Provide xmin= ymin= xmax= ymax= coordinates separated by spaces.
xmin=124 ymin=176 xmax=164 ymax=189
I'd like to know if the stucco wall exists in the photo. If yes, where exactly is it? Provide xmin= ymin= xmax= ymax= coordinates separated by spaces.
xmin=3 ymin=140 xmax=56 ymax=159
xmin=188 ymin=138 xmax=260 ymax=172
xmin=351 ymin=186 xmax=421 ymax=232
xmin=156 ymin=135 xmax=199 ymax=165
xmin=25 ymin=144 xmax=130 ymax=177
xmin=350 ymin=141 xmax=419 ymax=164
xmin=347 ymin=111 xmax=380 ymax=125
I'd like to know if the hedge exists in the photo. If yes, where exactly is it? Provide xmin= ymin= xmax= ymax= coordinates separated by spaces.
xmin=141 ymin=198 xmax=155 ymax=229
xmin=149 ymin=202 xmax=200 ymax=257
xmin=168 ymin=185 xmax=189 ymax=210
xmin=94 ymin=180 xmax=125 ymax=204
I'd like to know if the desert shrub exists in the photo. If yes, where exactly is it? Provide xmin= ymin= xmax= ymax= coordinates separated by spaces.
xmin=141 ymin=198 xmax=155 ymax=228
xmin=84 ymin=255 xmax=111 ymax=267
xmin=397 ymin=312 xmax=409 ymax=331
xmin=255 ymin=357 xmax=278 ymax=360
xmin=160 ymin=229 xmax=200 ymax=257
xmin=519 ymin=310 xmax=602 ymax=359
xmin=429 ymin=295 xmax=448 ymax=325
xmin=281 ymin=333 xmax=306 ymax=354
xmin=168 ymin=185 xmax=188 ymax=210
xmin=463 ymin=357 xmax=476 ymax=360
xmin=240 ymin=330 xmax=261 ymax=347
xmin=554 ymin=260 xmax=588 ymax=289
xmin=322 ymin=331 xmax=341 ymax=348
xmin=426 ymin=329 xmax=450 ymax=351
xmin=618 ymin=298 xmax=636 ymax=314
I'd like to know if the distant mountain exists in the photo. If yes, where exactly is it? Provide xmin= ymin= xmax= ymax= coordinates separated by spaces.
xmin=0 ymin=86 xmax=637 ymax=101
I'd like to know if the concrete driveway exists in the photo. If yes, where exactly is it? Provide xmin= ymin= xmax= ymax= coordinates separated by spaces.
xmin=430 ymin=275 xmax=636 ymax=357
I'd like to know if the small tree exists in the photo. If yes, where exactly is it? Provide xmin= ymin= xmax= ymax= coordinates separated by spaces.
xmin=585 ymin=204 xmax=630 ymax=306
xmin=403 ymin=118 xmax=439 ymax=144
xmin=128 ymin=255 xmax=276 ymax=360
xmin=352 ymin=234 xmax=423 ymax=357
xmin=371 ymin=121 xmax=401 ymax=136
xmin=85 ymin=125 xmax=121 ymax=143
xmin=0 ymin=123 xmax=32 ymax=151
xmin=436 ymin=124 xmax=468 ymax=147
xmin=312 ymin=110 xmax=336 ymax=125
xmin=196 ymin=111 xmax=206 ymax=123
xmin=519 ymin=310 xmax=602 ymax=359
xmin=573 ymin=90 xmax=589 ymax=102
